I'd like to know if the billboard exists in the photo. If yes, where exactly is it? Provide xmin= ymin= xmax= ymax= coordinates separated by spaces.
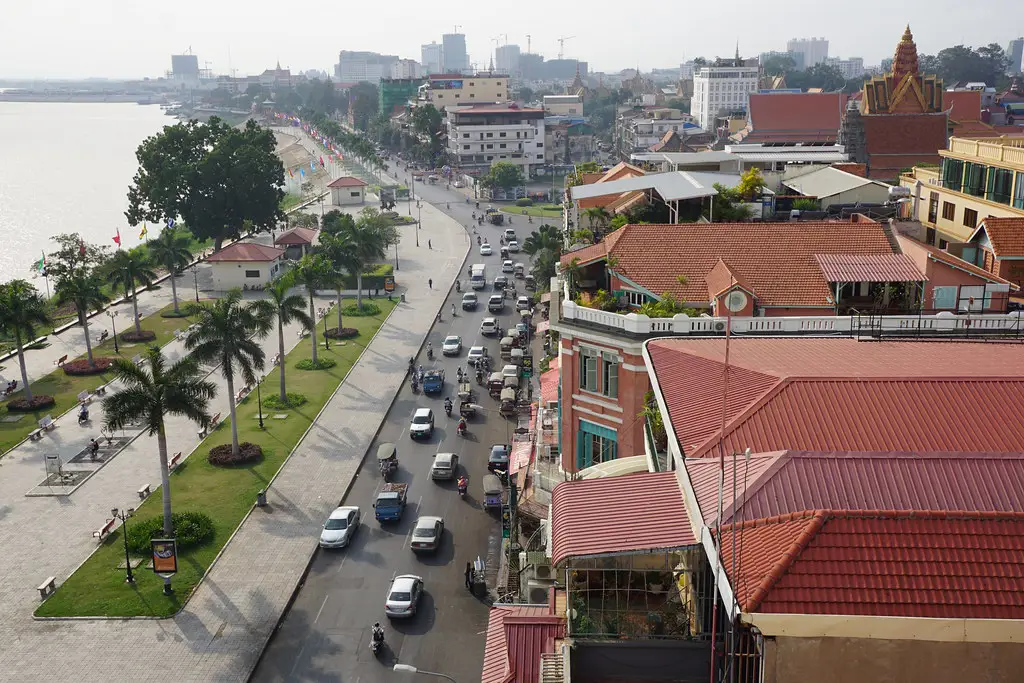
xmin=431 ymin=79 xmax=463 ymax=90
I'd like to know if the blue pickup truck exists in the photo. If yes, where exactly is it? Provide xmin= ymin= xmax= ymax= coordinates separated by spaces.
xmin=374 ymin=483 xmax=408 ymax=522
xmin=422 ymin=369 xmax=445 ymax=394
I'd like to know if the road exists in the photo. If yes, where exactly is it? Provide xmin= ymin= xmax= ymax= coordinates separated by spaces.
xmin=252 ymin=177 xmax=540 ymax=683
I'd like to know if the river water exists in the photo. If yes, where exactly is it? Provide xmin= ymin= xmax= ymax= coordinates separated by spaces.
xmin=0 ymin=102 xmax=171 ymax=283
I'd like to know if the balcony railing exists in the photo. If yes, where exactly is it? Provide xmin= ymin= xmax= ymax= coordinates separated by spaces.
xmin=949 ymin=138 xmax=1024 ymax=167
xmin=555 ymin=300 xmax=1024 ymax=338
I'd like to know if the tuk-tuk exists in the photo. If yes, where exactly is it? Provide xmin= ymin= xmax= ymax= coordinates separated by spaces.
xmin=503 ymin=374 xmax=519 ymax=391
xmin=458 ymin=382 xmax=474 ymax=401
xmin=513 ymin=263 xmax=525 ymax=278
xmin=459 ymin=401 xmax=479 ymax=419
xmin=500 ymin=336 xmax=514 ymax=359
xmin=524 ymin=275 xmax=536 ymax=290
xmin=508 ymin=328 xmax=524 ymax=348
xmin=376 ymin=442 xmax=398 ymax=479
xmin=482 ymin=474 xmax=503 ymax=510
xmin=488 ymin=372 xmax=505 ymax=398
xmin=499 ymin=387 xmax=518 ymax=417
xmin=500 ymin=246 xmax=510 ymax=260
xmin=510 ymin=347 xmax=524 ymax=367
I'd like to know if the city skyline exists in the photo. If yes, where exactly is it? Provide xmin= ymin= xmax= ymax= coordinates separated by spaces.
xmin=3 ymin=0 xmax=1023 ymax=80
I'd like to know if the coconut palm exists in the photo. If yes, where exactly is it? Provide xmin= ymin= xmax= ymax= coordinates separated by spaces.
xmin=185 ymin=290 xmax=273 ymax=457
xmin=108 ymin=250 xmax=157 ymax=334
xmin=316 ymin=231 xmax=359 ymax=333
xmin=54 ymin=267 xmax=109 ymax=367
xmin=522 ymin=224 xmax=563 ymax=256
xmin=349 ymin=216 xmax=388 ymax=309
xmin=258 ymin=278 xmax=313 ymax=402
xmin=0 ymin=280 xmax=50 ymax=401
xmin=103 ymin=345 xmax=215 ymax=538
xmin=583 ymin=207 xmax=610 ymax=237
xmin=148 ymin=229 xmax=193 ymax=314
xmin=289 ymin=254 xmax=332 ymax=364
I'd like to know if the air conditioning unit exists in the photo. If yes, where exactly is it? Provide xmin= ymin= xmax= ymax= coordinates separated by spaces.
xmin=713 ymin=320 xmax=726 ymax=331
xmin=528 ymin=579 xmax=555 ymax=605
xmin=534 ymin=562 xmax=555 ymax=581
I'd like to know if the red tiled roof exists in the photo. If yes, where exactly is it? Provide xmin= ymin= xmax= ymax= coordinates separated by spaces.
xmin=482 ymin=605 xmax=565 ymax=683
xmin=896 ymin=234 xmax=1016 ymax=287
xmin=685 ymin=451 xmax=1024 ymax=527
xmin=814 ymin=253 xmax=924 ymax=283
xmin=576 ymin=162 xmax=645 ymax=209
xmin=973 ymin=217 xmax=1024 ymax=257
xmin=540 ymin=355 xmax=560 ymax=404
xmin=550 ymin=472 xmax=696 ymax=566
xmin=326 ymin=176 xmax=367 ymax=188
xmin=744 ymin=93 xmax=846 ymax=144
xmin=647 ymin=338 xmax=1024 ymax=458
xmin=206 ymin=242 xmax=284 ymax=263
xmin=717 ymin=509 xmax=1024 ymax=619
xmin=943 ymin=90 xmax=982 ymax=121
xmin=560 ymin=220 xmax=897 ymax=307
xmin=273 ymin=226 xmax=317 ymax=245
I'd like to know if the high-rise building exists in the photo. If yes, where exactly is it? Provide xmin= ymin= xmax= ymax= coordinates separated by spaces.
xmin=786 ymin=37 xmax=829 ymax=67
xmin=170 ymin=54 xmax=200 ymax=84
xmin=442 ymin=33 xmax=469 ymax=73
xmin=390 ymin=59 xmax=423 ymax=80
xmin=1008 ymin=38 xmax=1024 ymax=75
xmin=691 ymin=60 xmax=759 ymax=130
xmin=421 ymin=42 xmax=443 ymax=75
xmin=825 ymin=57 xmax=866 ymax=79
xmin=335 ymin=51 xmax=398 ymax=83
xmin=495 ymin=44 xmax=521 ymax=78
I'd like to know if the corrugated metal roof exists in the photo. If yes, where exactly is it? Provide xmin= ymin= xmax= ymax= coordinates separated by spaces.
xmin=540 ymin=356 xmax=560 ymax=405
xmin=733 ymin=151 xmax=849 ymax=162
xmin=717 ymin=510 xmax=1024 ymax=619
xmin=783 ymin=166 xmax=885 ymax=198
xmin=550 ymin=471 xmax=696 ymax=566
xmin=570 ymin=171 xmax=739 ymax=202
xmin=814 ymin=253 xmax=925 ymax=283
xmin=686 ymin=451 xmax=1024 ymax=527
xmin=482 ymin=605 xmax=565 ymax=683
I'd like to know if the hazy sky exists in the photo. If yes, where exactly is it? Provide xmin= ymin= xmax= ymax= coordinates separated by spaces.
xmin=4 ymin=0 xmax=1022 ymax=79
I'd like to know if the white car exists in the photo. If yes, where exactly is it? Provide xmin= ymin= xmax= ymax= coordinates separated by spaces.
xmin=516 ymin=296 xmax=531 ymax=312
xmin=410 ymin=516 xmax=445 ymax=552
xmin=502 ymin=364 xmax=519 ymax=379
xmin=502 ymin=260 xmax=514 ymax=273
xmin=480 ymin=243 xmax=493 ymax=256
xmin=442 ymin=335 xmax=463 ymax=356
xmin=410 ymin=407 xmax=434 ymax=439
xmin=319 ymin=506 xmax=360 ymax=548
xmin=507 ymin=241 xmax=520 ymax=253
xmin=385 ymin=574 xmax=424 ymax=618
xmin=480 ymin=317 xmax=499 ymax=335
xmin=467 ymin=346 xmax=488 ymax=366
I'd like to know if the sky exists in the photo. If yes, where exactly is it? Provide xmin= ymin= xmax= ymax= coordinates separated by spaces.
xmin=3 ymin=0 xmax=1023 ymax=80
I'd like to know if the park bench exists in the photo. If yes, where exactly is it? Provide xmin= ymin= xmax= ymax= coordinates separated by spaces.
xmin=37 ymin=576 xmax=57 ymax=600
xmin=168 ymin=452 xmax=182 ymax=472
xmin=77 ymin=390 xmax=93 ymax=405
xmin=39 ymin=415 xmax=55 ymax=431
xmin=94 ymin=383 xmax=108 ymax=397
xmin=173 ymin=328 xmax=183 ymax=340
xmin=93 ymin=518 xmax=116 ymax=542
xmin=28 ymin=428 xmax=43 ymax=442
xmin=197 ymin=412 xmax=221 ymax=438
xmin=54 ymin=354 xmax=68 ymax=367
xmin=137 ymin=483 xmax=152 ymax=499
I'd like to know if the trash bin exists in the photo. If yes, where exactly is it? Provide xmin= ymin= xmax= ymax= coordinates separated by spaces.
xmin=256 ymin=490 xmax=267 ymax=507
xmin=400 ymin=293 xmax=406 ymax=303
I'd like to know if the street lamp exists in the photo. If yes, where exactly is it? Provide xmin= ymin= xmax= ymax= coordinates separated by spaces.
xmin=416 ymin=202 xmax=421 ymax=247
xmin=394 ymin=240 xmax=400 ymax=272
xmin=106 ymin=310 xmax=119 ymax=354
xmin=190 ymin=265 xmax=200 ymax=302
xmin=393 ymin=664 xmax=458 ymax=683
xmin=323 ymin=313 xmax=330 ymax=351
xmin=111 ymin=507 xmax=135 ymax=584
xmin=256 ymin=374 xmax=264 ymax=429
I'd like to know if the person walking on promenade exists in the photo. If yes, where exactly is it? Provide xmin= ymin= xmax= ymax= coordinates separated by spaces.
xmin=464 ymin=562 xmax=473 ymax=590
xmin=428 ymin=278 xmax=433 ymax=289
xmin=428 ymin=239 xmax=432 ymax=250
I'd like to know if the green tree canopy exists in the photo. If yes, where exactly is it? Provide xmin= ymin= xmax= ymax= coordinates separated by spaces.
xmin=321 ymin=210 xmax=356 ymax=236
xmin=349 ymin=82 xmax=380 ymax=130
xmin=0 ymin=280 xmax=50 ymax=400
xmin=480 ymin=161 xmax=525 ymax=190
xmin=44 ymin=233 xmax=110 ymax=280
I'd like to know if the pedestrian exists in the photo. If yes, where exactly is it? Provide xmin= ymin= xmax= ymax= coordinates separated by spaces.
xmin=428 ymin=239 xmax=432 ymax=250
xmin=428 ymin=278 xmax=433 ymax=289
xmin=465 ymin=562 xmax=473 ymax=590
xmin=89 ymin=438 xmax=100 ymax=459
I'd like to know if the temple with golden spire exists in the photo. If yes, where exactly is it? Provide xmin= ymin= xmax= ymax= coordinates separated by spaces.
xmin=862 ymin=25 xmax=943 ymax=114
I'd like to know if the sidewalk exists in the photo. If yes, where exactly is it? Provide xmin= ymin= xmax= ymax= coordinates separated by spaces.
xmin=0 ymin=177 xmax=470 ymax=681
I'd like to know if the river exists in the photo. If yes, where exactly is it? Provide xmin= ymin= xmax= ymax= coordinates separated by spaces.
xmin=0 ymin=102 xmax=172 ymax=283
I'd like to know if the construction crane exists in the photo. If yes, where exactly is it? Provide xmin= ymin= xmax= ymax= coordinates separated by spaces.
xmin=557 ymin=35 xmax=575 ymax=60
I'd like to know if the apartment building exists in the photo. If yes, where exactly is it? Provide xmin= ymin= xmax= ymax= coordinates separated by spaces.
xmin=692 ymin=62 xmax=760 ymax=130
xmin=421 ymin=42 xmax=443 ymax=75
xmin=825 ymin=56 xmax=866 ymax=79
xmin=445 ymin=104 xmax=545 ymax=175
xmin=786 ymin=37 xmax=829 ymax=66
xmin=419 ymin=73 xmax=509 ymax=110
xmin=335 ymin=50 xmax=397 ymax=83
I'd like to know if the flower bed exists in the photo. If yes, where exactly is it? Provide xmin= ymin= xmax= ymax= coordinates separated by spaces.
xmin=120 ymin=330 xmax=157 ymax=343
xmin=296 ymin=358 xmax=337 ymax=370
xmin=261 ymin=393 xmax=308 ymax=410
xmin=6 ymin=395 xmax=56 ymax=412
xmin=62 ymin=358 xmax=113 ymax=376
xmin=208 ymin=442 xmax=263 ymax=466
xmin=324 ymin=327 xmax=359 ymax=339
xmin=342 ymin=302 xmax=380 ymax=316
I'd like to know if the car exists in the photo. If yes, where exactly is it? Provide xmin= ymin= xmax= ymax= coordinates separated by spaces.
xmin=461 ymin=292 xmax=478 ymax=310
xmin=479 ymin=243 xmax=493 ymax=256
xmin=504 ymin=228 xmax=517 ymax=242
xmin=409 ymin=408 xmax=434 ymax=439
xmin=319 ymin=506 xmax=360 ymax=548
xmin=502 ymin=259 xmax=514 ymax=273
xmin=494 ymin=275 xmax=509 ymax=290
xmin=507 ymin=241 xmax=520 ymax=253
xmin=385 ymin=574 xmax=424 ymax=618
xmin=480 ymin=317 xmax=499 ymax=335
xmin=488 ymin=444 xmax=510 ymax=473
xmin=516 ymin=296 xmax=531 ymax=312
xmin=467 ymin=345 xmax=488 ymax=367
xmin=488 ymin=295 xmax=505 ymax=313
xmin=442 ymin=335 xmax=463 ymax=356
xmin=430 ymin=452 xmax=459 ymax=480
xmin=410 ymin=516 xmax=445 ymax=553
xmin=502 ymin=364 xmax=519 ymax=379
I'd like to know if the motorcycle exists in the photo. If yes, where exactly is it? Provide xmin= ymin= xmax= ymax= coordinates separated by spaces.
xmin=457 ymin=476 xmax=468 ymax=499
xmin=411 ymin=376 xmax=420 ymax=393
xmin=444 ymin=399 xmax=453 ymax=417
xmin=427 ymin=346 xmax=434 ymax=361
xmin=78 ymin=406 xmax=90 ymax=425
xmin=380 ymin=460 xmax=391 ymax=482
xmin=475 ymin=368 xmax=484 ymax=385
xmin=456 ymin=280 xmax=461 ymax=292
xmin=370 ymin=624 xmax=385 ymax=655
xmin=457 ymin=419 xmax=467 ymax=437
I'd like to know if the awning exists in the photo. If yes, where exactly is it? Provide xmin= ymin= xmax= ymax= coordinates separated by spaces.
xmin=540 ymin=356 xmax=560 ymax=405
xmin=815 ymin=253 xmax=925 ymax=283
xmin=540 ymin=292 xmax=552 ymax=303
xmin=509 ymin=406 xmax=538 ymax=475
xmin=535 ymin=320 xmax=550 ymax=334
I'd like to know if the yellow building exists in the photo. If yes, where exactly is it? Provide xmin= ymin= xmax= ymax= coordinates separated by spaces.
xmin=418 ymin=73 xmax=509 ymax=111
xmin=901 ymin=136 xmax=1024 ymax=245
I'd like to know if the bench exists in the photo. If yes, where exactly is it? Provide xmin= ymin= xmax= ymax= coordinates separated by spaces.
xmin=173 ymin=328 xmax=183 ymax=340
xmin=77 ymin=390 xmax=92 ymax=404
xmin=94 ymin=383 xmax=108 ymax=397
xmin=93 ymin=518 xmax=116 ymax=541
xmin=37 ymin=576 xmax=57 ymax=600
xmin=54 ymin=354 xmax=68 ymax=367
xmin=28 ymin=428 xmax=43 ymax=441
xmin=168 ymin=452 xmax=182 ymax=471
xmin=272 ymin=353 xmax=281 ymax=366
xmin=197 ymin=412 xmax=221 ymax=438
xmin=39 ymin=415 xmax=55 ymax=431
xmin=137 ymin=483 xmax=151 ymax=499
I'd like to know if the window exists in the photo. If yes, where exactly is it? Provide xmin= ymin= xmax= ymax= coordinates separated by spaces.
xmin=499 ymin=132 xmax=506 ymax=137
xmin=1015 ymin=172 xmax=1024 ymax=210
xmin=963 ymin=208 xmax=978 ymax=229
xmin=499 ymin=143 xmax=506 ymax=149
xmin=469 ymin=82 xmax=474 ymax=86
xmin=469 ymin=93 xmax=475 ymax=98
xmin=927 ymin=192 xmax=939 ymax=223
xmin=244 ymin=270 xmax=260 ymax=278
xmin=988 ymin=168 xmax=1014 ymax=205
xmin=579 ymin=347 xmax=598 ymax=392
xmin=454 ymin=94 xmax=460 ymax=99
xmin=486 ymin=132 xmax=493 ymax=138
xmin=963 ymin=162 xmax=986 ymax=197
xmin=486 ymin=144 xmax=493 ymax=149
xmin=941 ymin=158 xmax=964 ymax=192
xmin=624 ymin=290 xmax=647 ymax=306
xmin=487 ymin=155 xmax=493 ymax=161
xmin=577 ymin=420 xmax=617 ymax=469
xmin=941 ymin=201 xmax=955 ymax=221
xmin=601 ymin=352 xmax=619 ymax=399
xmin=463 ymin=144 xmax=470 ymax=150
xmin=939 ymin=239 xmax=949 ymax=249
xmin=350 ymin=191 xmax=360 ymax=197
xmin=536 ymin=142 xmax=543 ymax=148
xmin=462 ymin=133 xmax=469 ymax=138
xmin=932 ymin=285 xmax=956 ymax=309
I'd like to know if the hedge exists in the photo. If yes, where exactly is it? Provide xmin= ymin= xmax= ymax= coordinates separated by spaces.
xmin=335 ymin=263 xmax=395 ymax=291
xmin=126 ymin=511 xmax=215 ymax=555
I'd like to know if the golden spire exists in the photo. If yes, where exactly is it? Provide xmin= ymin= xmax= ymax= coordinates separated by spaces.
xmin=891 ymin=25 xmax=919 ymax=78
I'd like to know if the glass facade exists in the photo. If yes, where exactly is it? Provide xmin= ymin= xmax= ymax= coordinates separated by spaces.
xmin=1015 ymin=172 xmax=1024 ymax=210
xmin=943 ymin=157 xmax=1021 ymax=208
xmin=942 ymin=158 xmax=964 ymax=192
xmin=577 ymin=420 xmax=618 ymax=469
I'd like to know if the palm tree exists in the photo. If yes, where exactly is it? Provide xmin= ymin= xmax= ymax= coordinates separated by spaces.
xmin=583 ymin=207 xmax=610 ymax=237
xmin=148 ymin=229 xmax=193 ymax=314
xmin=103 ymin=346 xmax=215 ymax=537
xmin=348 ymin=217 xmax=388 ymax=309
xmin=54 ymin=268 xmax=109 ymax=367
xmin=108 ymin=250 xmax=157 ymax=334
xmin=259 ymin=278 xmax=313 ymax=402
xmin=523 ymin=224 xmax=563 ymax=256
xmin=289 ymin=254 xmax=332 ymax=364
xmin=185 ymin=289 xmax=273 ymax=457
xmin=0 ymin=280 xmax=50 ymax=401
xmin=316 ymin=231 xmax=359 ymax=332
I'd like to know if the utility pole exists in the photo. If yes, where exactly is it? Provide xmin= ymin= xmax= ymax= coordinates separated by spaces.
xmin=557 ymin=36 xmax=576 ymax=60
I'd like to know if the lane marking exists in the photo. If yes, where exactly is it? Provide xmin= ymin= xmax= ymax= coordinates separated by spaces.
xmin=314 ymin=594 xmax=329 ymax=624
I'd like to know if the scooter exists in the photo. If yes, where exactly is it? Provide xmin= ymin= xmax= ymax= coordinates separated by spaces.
xmin=457 ymin=419 xmax=467 ymax=437
xmin=457 ymin=477 xmax=468 ymax=499
xmin=411 ymin=376 xmax=420 ymax=393
xmin=427 ymin=346 xmax=434 ymax=361
xmin=444 ymin=400 xmax=453 ymax=417
xmin=78 ymin=406 xmax=90 ymax=425
xmin=476 ymin=368 xmax=484 ymax=385
xmin=370 ymin=625 xmax=385 ymax=655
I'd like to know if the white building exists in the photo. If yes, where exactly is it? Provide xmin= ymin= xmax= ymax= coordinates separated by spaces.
xmin=442 ymin=33 xmax=469 ymax=73
xmin=327 ymin=176 xmax=368 ymax=205
xmin=335 ymin=51 xmax=397 ymax=83
xmin=786 ymin=37 xmax=829 ymax=67
xmin=445 ymin=104 xmax=546 ymax=176
xmin=618 ymin=116 xmax=701 ymax=153
xmin=421 ymin=42 xmax=443 ymax=75
xmin=496 ymin=45 xmax=521 ymax=80
xmin=679 ymin=61 xmax=695 ymax=80
xmin=1008 ymin=38 xmax=1024 ymax=75
xmin=390 ymin=59 xmax=423 ymax=80
xmin=691 ymin=63 xmax=759 ymax=130
xmin=206 ymin=242 xmax=287 ymax=291
xmin=825 ymin=57 xmax=866 ymax=79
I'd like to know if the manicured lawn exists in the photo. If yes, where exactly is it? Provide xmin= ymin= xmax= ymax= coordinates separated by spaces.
xmin=500 ymin=205 xmax=563 ymax=219
xmin=35 ymin=299 xmax=396 ymax=618
xmin=280 ymin=193 xmax=304 ymax=211
xmin=0 ymin=301 xmax=208 ymax=457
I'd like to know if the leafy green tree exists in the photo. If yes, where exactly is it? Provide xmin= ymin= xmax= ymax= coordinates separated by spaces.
xmin=107 ymin=250 xmax=156 ymax=335
xmin=522 ymin=224 xmax=562 ymax=256
xmin=609 ymin=214 xmax=629 ymax=231
xmin=736 ymin=167 xmax=766 ymax=201
xmin=103 ymin=346 xmax=215 ymax=539
xmin=0 ymin=280 xmax=50 ymax=401
xmin=480 ymin=161 xmax=525 ymax=191
xmin=288 ymin=254 xmax=332 ymax=364
xmin=518 ymin=87 xmax=535 ymax=104
xmin=349 ymin=82 xmax=380 ymax=130
xmin=54 ymin=268 xmax=109 ymax=367
xmin=44 ymin=233 xmax=110 ymax=280
xmin=321 ymin=210 xmax=356 ymax=236
xmin=638 ymin=292 xmax=696 ymax=318
xmin=761 ymin=54 xmax=797 ymax=76
xmin=583 ymin=207 xmax=611 ymax=234
xmin=148 ymin=229 xmax=193 ymax=314
xmin=126 ymin=117 xmax=285 ymax=251
xmin=290 ymin=213 xmax=320 ymax=229
xmin=259 ymin=278 xmax=314 ymax=402
xmin=184 ymin=290 xmax=273 ymax=457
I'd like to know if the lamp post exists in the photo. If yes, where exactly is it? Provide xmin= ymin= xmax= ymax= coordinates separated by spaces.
xmin=256 ymin=374 xmax=264 ymax=429
xmin=407 ymin=174 xmax=414 ymax=215
xmin=190 ymin=265 xmax=200 ymax=302
xmin=394 ymin=240 xmax=400 ymax=272
xmin=112 ymin=507 xmax=135 ymax=584
xmin=393 ymin=665 xmax=457 ymax=683
xmin=106 ymin=310 xmax=119 ymax=354
xmin=416 ymin=202 xmax=421 ymax=247
xmin=323 ymin=313 xmax=330 ymax=351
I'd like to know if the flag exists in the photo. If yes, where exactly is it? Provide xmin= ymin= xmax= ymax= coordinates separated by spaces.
xmin=300 ymin=168 xmax=305 ymax=178
xmin=310 ymin=159 xmax=316 ymax=171
xmin=31 ymin=252 xmax=46 ymax=274
xmin=288 ymin=167 xmax=294 ymax=178
xmin=139 ymin=223 xmax=148 ymax=240
xmin=113 ymin=229 xmax=121 ymax=247
xmin=319 ymin=156 xmax=325 ymax=167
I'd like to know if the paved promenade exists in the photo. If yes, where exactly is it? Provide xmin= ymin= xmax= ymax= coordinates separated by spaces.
xmin=0 ymin=165 xmax=470 ymax=681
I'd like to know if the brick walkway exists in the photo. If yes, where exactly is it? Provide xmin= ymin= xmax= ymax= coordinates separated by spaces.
xmin=0 ymin=172 xmax=470 ymax=681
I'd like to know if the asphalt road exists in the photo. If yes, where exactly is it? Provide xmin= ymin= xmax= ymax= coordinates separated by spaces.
xmin=251 ymin=180 xmax=539 ymax=683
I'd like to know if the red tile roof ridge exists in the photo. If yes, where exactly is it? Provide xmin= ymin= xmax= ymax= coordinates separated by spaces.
xmin=741 ymin=510 xmax=827 ymax=613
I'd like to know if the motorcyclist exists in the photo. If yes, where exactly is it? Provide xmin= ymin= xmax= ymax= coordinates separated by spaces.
xmin=372 ymin=622 xmax=385 ymax=647
xmin=456 ymin=367 xmax=464 ymax=382
xmin=499 ymin=236 xmax=504 ymax=245
xmin=456 ymin=279 xmax=461 ymax=292
xmin=427 ymin=342 xmax=434 ymax=360
xmin=457 ymin=417 xmax=467 ymax=435
xmin=408 ymin=357 xmax=415 ymax=374
xmin=457 ymin=475 xmax=468 ymax=495
xmin=444 ymin=397 xmax=453 ymax=416
xmin=475 ymin=367 xmax=484 ymax=384
xmin=78 ymin=405 xmax=89 ymax=424
xmin=476 ymin=235 xmax=481 ymax=245
xmin=451 ymin=303 xmax=456 ymax=317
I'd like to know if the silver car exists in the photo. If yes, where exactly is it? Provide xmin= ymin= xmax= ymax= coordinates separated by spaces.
xmin=385 ymin=574 xmax=424 ymax=618
xmin=319 ymin=506 xmax=360 ymax=548
xmin=430 ymin=452 xmax=459 ymax=480
xmin=410 ymin=516 xmax=444 ymax=553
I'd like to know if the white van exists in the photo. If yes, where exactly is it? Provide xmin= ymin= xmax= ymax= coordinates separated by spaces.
xmin=470 ymin=264 xmax=487 ymax=289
